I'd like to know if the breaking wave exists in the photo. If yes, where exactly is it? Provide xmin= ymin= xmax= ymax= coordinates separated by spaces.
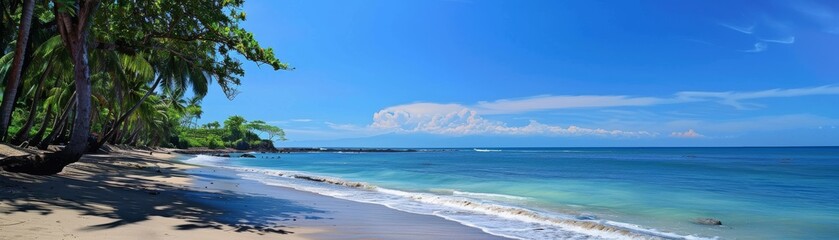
xmin=184 ymin=155 xmax=714 ymax=240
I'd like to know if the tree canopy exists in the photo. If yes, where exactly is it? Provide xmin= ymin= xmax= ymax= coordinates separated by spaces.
xmin=0 ymin=0 xmax=290 ymax=174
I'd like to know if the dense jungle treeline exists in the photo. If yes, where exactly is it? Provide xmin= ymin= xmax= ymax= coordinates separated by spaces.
xmin=0 ymin=0 xmax=288 ymax=174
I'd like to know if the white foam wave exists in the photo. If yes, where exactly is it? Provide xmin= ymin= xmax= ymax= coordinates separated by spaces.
xmin=451 ymin=190 xmax=529 ymax=201
xmin=183 ymin=155 xmax=714 ymax=240
xmin=183 ymin=154 xmax=229 ymax=165
xmin=475 ymin=148 xmax=503 ymax=152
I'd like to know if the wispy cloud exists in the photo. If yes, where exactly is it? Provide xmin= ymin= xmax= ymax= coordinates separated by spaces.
xmin=675 ymin=85 xmax=839 ymax=109
xmin=288 ymin=86 xmax=839 ymax=140
xmin=671 ymin=129 xmax=704 ymax=138
xmin=268 ymin=118 xmax=315 ymax=125
xmin=665 ymin=114 xmax=839 ymax=134
xmin=759 ymin=36 xmax=795 ymax=44
xmin=791 ymin=1 xmax=839 ymax=35
xmin=465 ymin=85 xmax=839 ymax=113
xmin=742 ymin=42 xmax=768 ymax=53
xmin=473 ymin=95 xmax=668 ymax=115
xmin=370 ymin=103 xmax=656 ymax=137
xmin=719 ymin=15 xmax=797 ymax=53
xmin=790 ymin=1 xmax=835 ymax=21
xmin=720 ymin=23 xmax=755 ymax=34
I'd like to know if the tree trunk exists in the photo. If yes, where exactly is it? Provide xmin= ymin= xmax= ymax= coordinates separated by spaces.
xmin=28 ymin=106 xmax=52 ymax=145
xmin=127 ymin=126 xmax=141 ymax=146
xmin=89 ymin=75 xmax=163 ymax=152
xmin=115 ymin=118 xmax=131 ymax=144
xmin=38 ymin=92 xmax=75 ymax=150
xmin=11 ymin=58 xmax=53 ymax=144
xmin=0 ymin=0 xmax=36 ymax=141
xmin=30 ymin=0 xmax=101 ymax=175
xmin=59 ymin=106 xmax=73 ymax=144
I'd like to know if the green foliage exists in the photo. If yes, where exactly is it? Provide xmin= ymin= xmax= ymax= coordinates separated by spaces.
xmin=174 ymin=115 xmax=284 ymax=150
xmin=233 ymin=139 xmax=249 ymax=150
xmin=1 ymin=0 xmax=290 ymax=157
xmin=223 ymin=115 xmax=246 ymax=142
xmin=247 ymin=120 xmax=286 ymax=141
xmin=206 ymin=134 xmax=224 ymax=149
xmin=93 ymin=0 xmax=291 ymax=99
xmin=177 ymin=138 xmax=190 ymax=149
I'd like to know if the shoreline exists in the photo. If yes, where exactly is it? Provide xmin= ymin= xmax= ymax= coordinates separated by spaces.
xmin=0 ymin=148 xmax=322 ymax=239
xmin=0 ymin=148 xmax=505 ymax=239
xmin=186 ymin=164 xmax=506 ymax=240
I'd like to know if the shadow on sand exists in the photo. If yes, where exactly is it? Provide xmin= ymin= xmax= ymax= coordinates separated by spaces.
xmin=0 ymin=153 xmax=326 ymax=236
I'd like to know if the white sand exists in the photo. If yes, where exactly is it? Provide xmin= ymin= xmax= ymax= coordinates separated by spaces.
xmin=1 ymin=148 xmax=504 ymax=240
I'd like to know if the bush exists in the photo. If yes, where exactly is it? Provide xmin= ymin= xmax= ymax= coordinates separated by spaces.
xmin=207 ymin=134 xmax=224 ymax=149
xmin=187 ymin=137 xmax=208 ymax=147
xmin=177 ymin=138 xmax=190 ymax=149
xmin=233 ymin=139 xmax=250 ymax=150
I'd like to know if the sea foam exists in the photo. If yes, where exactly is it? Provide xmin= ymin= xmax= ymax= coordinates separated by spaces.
xmin=183 ymin=155 xmax=714 ymax=240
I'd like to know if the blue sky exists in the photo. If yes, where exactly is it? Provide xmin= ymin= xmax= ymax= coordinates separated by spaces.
xmin=198 ymin=0 xmax=839 ymax=147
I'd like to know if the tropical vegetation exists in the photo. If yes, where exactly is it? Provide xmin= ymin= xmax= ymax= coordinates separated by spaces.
xmin=0 ymin=0 xmax=288 ymax=174
xmin=176 ymin=115 xmax=286 ymax=150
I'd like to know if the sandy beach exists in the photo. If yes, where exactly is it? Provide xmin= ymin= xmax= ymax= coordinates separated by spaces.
xmin=0 ymin=149 xmax=502 ymax=240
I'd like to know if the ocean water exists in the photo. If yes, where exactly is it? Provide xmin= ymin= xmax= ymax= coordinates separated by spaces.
xmin=184 ymin=147 xmax=839 ymax=240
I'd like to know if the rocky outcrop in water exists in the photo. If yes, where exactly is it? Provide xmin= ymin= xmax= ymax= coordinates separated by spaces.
xmin=249 ymin=140 xmax=278 ymax=152
xmin=694 ymin=218 xmax=722 ymax=225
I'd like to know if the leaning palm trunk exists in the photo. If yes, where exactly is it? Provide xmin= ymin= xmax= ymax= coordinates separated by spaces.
xmin=38 ymin=92 xmax=76 ymax=150
xmin=0 ymin=0 xmax=36 ymax=140
xmin=11 ymin=58 xmax=54 ymax=145
xmin=33 ymin=0 xmax=100 ymax=175
xmin=59 ymin=109 xmax=74 ymax=144
xmin=3 ymin=0 xmax=100 ymax=175
xmin=89 ymin=75 xmax=163 ymax=152
xmin=113 ymin=118 xmax=130 ymax=144
xmin=28 ymin=108 xmax=52 ymax=145
xmin=127 ymin=125 xmax=142 ymax=146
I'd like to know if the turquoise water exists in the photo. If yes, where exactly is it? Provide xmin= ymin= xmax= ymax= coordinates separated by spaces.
xmin=186 ymin=147 xmax=839 ymax=239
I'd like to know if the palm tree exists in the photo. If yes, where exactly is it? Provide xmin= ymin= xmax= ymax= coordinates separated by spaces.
xmin=89 ymin=49 xmax=207 ymax=151
xmin=2 ymin=0 xmax=288 ymax=175
xmin=0 ymin=0 xmax=36 ymax=140
xmin=11 ymin=35 xmax=65 ymax=144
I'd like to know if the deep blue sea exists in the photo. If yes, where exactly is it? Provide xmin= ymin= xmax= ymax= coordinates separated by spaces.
xmin=184 ymin=147 xmax=839 ymax=239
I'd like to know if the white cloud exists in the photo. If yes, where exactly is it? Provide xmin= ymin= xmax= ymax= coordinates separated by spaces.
xmin=454 ymin=85 xmax=839 ymax=113
xmin=287 ymin=85 xmax=839 ymax=140
xmin=720 ymin=23 xmax=755 ymax=34
xmin=474 ymin=95 xmax=667 ymax=115
xmin=268 ymin=118 xmax=314 ymax=125
xmin=675 ymin=85 xmax=839 ymax=109
xmin=671 ymin=129 xmax=704 ymax=138
xmin=742 ymin=42 xmax=768 ymax=53
xmin=719 ymin=16 xmax=797 ymax=53
xmin=371 ymin=103 xmax=472 ymax=129
xmin=700 ymin=114 xmax=839 ymax=133
xmin=370 ymin=103 xmax=656 ymax=137
xmin=760 ymin=36 xmax=795 ymax=44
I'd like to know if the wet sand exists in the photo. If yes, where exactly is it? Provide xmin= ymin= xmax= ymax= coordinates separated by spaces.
xmin=0 ymin=148 xmax=504 ymax=239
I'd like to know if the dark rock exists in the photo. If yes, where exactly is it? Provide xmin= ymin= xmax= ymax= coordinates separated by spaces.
xmin=694 ymin=218 xmax=722 ymax=225
xmin=234 ymin=140 xmax=251 ymax=150
xmin=241 ymin=153 xmax=257 ymax=158
xmin=250 ymin=140 xmax=278 ymax=152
